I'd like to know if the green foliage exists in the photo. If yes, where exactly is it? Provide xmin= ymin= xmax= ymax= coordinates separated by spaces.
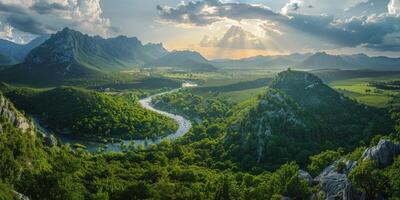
xmin=0 ymin=182 xmax=18 ymax=200
xmin=266 ymin=162 xmax=309 ymax=199
xmin=308 ymin=149 xmax=344 ymax=176
xmin=154 ymin=89 xmax=231 ymax=122
xmin=349 ymin=160 xmax=388 ymax=199
xmin=384 ymin=156 xmax=400 ymax=198
xmin=225 ymin=70 xmax=392 ymax=171
xmin=6 ymin=87 xmax=177 ymax=140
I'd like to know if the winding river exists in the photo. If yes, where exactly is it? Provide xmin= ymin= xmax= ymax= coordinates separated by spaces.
xmin=36 ymin=87 xmax=193 ymax=152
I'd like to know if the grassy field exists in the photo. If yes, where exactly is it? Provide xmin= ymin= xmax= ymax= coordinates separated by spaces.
xmin=330 ymin=76 xmax=400 ymax=107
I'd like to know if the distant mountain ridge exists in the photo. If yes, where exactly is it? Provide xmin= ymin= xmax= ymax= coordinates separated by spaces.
xmin=0 ymin=36 xmax=48 ymax=65
xmin=212 ymin=52 xmax=400 ymax=70
xmin=299 ymin=52 xmax=400 ymax=69
xmin=146 ymin=50 xmax=217 ymax=72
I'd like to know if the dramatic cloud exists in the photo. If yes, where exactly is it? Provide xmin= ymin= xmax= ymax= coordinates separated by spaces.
xmin=200 ymin=25 xmax=265 ymax=50
xmin=157 ymin=0 xmax=285 ymax=26
xmin=0 ymin=0 xmax=112 ymax=41
xmin=157 ymin=0 xmax=400 ymax=52
xmin=0 ymin=23 xmax=13 ymax=40
xmin=389 ymin=0 xmax=400 ymax=15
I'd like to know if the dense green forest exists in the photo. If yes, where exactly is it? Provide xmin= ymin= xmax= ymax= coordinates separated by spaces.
xmin=1 ymin=92 xmax=400 ymax=199
xmin=1 ymin=70 xmax=400 ymax=199
xmin=2 ymin=87 xmax=178 ymax=140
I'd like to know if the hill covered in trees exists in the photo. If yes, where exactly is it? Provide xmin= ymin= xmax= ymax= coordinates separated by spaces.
xmin=3 ymin=86 xmax=177 ymax=140
xmin=224 ymin=70 xmax=393 ymax=170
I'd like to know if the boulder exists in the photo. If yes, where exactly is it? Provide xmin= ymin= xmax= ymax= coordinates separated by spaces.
xmin=317 ymin=172 xmax=353 ymax=200
xmin=314 ymin=160 xmax=357 ymax=200
xmin=44 ymin=134 xmax=58 ymax=147
xmin=361 ymin=139 xmax=400 ymax=168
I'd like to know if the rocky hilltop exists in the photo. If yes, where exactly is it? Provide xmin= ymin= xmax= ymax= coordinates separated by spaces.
xmin=225 ymin=70 xmax=392 ymax=170
xmin=0 ymin=93 xmax=32 ymax=134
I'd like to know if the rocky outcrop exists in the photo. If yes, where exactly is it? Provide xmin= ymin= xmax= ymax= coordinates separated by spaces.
xmin=0 ymin=94 xmax=33 ymax=134
xmin=314 ymin=160 xmax=357 ymax=200
xmin=361 ymin=139 xmax=400 ymax=168
xmin=13 ymin=191 xmax=30 ymax=200
xmin=312 ymin=139 xmax=400 ymax=200
xmin=44 ymin=134 xmax=58 ymax=147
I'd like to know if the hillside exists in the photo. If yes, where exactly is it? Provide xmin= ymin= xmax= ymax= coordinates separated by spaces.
xmin=225 ymin=70 xmax=392 ymax=170
xmin=147 ymin=50 xmax=217 ymax=72
xmin=4 ymin=86 xmax=178 ymax=140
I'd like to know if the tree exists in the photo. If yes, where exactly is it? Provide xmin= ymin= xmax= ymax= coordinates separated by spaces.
xmin=308 ymin=149 xmax=343 ymax=176
xmin=349 ymin=160 xmax=387 ymax=199
xmin=267 ymin=162 xmax=309 ymax=199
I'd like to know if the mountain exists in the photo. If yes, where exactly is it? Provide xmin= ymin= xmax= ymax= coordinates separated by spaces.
xmin=25 ymin=28 xmax=168 ymax=70
xmin=212 ymin=52 xmax=400 ymax=70
xmin=212 ymin=53 xmax=310 ymax=69
xmin=0 ymin=28 xmax=169 ymax=84
xmin=146 ymin=50 xmax=217 ymax=72
xmin=298 ymin=52 xmax=400 ymax=69
xmin=225 ymin=70 xmax=392 ymax=170
xmin=0 ymin=36 xmax=48 ymax=64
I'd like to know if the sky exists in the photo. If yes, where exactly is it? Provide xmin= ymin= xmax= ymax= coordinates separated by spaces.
xmin=0 ymin=0 xmax=399 ymax=59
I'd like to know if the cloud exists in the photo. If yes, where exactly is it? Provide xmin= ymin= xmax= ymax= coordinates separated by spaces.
xmin=157 ymin=0 xmax=285 ymax=26
xmin=0 ymin=23 xmax=13 ymax=40
xmin=200 ymin=25 xmax=265 ymax=50
xmin=30 ymin=2 xmax=67 ymax=14
xmin=157 ymin=0 xmax=400 ymax=52
xmin=0 ymin=0 xmax=112 ymax=40
xmin=389 ymin=0 xmax=400 ymax=15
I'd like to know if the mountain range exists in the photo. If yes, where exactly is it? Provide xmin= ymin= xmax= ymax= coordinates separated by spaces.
xmin=0 ymin=28 xmax=216 ymax=84
xmin=212 ymin=52 xmax=400 ymax=70
xmin=0 ymin=27 xmax=400 ymax=85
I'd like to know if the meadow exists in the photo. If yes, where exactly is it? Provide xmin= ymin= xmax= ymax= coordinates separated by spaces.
xmin=330 ymin=75 xmax=400 ymax=107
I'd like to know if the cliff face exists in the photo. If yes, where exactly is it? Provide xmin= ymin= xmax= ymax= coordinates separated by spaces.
xmin=0 ymin=93 xmax=33 ymax=134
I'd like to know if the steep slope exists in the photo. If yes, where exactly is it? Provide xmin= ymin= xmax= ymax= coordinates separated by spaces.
xmin=0 ymin=36 xmax=48 ymax=64
xmin=0 ymin=28 xmax=169 ymax=84
xmin=0 ymin=53 xmax=17 ymax=65
xmin=146 ymin=50 xmax=217 ymax=72
xmin=0 ymin=93 xmax=32 ymax=134
xmin=225 ymin=70 xmax=392 ymax=170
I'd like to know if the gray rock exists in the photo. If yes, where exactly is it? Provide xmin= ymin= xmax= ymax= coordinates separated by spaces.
xmin=317 ymin=172 xmax=353 ymax=200
xmin=0 ymin=94 xmax=33 ymax=134
xmin=44 ymin=134 xmax=58 ymax=147
xmin=361 ymin=139 xmax=400 ymax=168
xmin=13 ymin=191 xmax=30 ymax=200
xmin=299 ymin=170 xmax=313 ymax=185
xmin=315 ymin=160 xmax=357 ymax=200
